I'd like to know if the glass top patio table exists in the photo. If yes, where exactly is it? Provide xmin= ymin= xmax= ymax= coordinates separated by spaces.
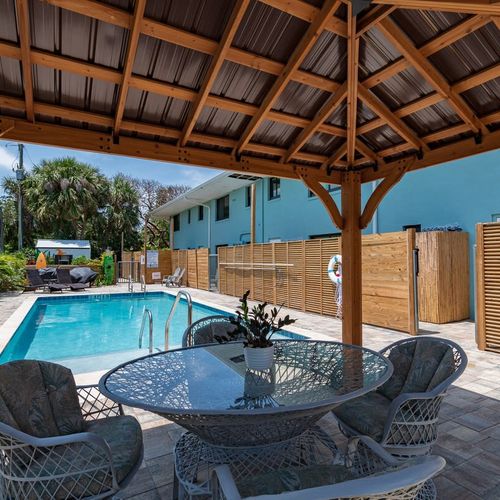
xmin=99 ymin=339 xmax=392 ymax=446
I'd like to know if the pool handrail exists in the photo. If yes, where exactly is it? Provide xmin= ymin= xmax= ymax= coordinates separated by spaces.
xmin=139 ymin=308 xmax=154 ymax=354
xmin=165 ymin=291 xmax=193 ymax=350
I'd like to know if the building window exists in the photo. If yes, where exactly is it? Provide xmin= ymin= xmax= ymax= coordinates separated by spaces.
xmin=492 ymin=214 xmax=500 ymax=223
xmin=403 ymin=224 xmax=421 ymax=232
xmin=308 ymin=189 xmax=316 ymax=198
xmin=269 ymin=177 xmax=280 ymax=200
xmin=198 ymin=205 xmax=204 ymax=221
xmin=187 ymin=209 xmax=191 ymax=224
xmin=245 ymin=186 xmax=251 ymax=207
xmin=173 ymin=214 xmax=180 ymax=231
xmin=216 ymin=195 xmax=230 ymax=221
xmin=328 ymin=185 xmax=340 ymax=193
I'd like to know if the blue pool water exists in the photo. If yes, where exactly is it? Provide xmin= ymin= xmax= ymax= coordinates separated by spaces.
xmin=0 ymin=292 xmax=305 ymax=373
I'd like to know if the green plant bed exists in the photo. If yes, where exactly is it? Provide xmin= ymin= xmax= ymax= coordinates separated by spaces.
xmin=0 ymin=254 xmax=26 ymax=292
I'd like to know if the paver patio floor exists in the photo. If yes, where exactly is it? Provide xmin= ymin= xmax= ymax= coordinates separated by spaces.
xmin=1 ymin=285 xmax=499 ymax=499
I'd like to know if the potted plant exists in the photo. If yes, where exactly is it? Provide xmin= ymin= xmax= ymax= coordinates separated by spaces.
xmin=217 ymin=290 xmax=296 ymax=371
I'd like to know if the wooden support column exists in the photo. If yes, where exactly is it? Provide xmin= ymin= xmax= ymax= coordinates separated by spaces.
xmin=341 ymin=171 xmax=362 ymax=345
xmin=250 ymin=183 xmax=256 ymax=244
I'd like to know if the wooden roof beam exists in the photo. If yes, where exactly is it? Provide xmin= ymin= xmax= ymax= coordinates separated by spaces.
xmin=15 ymin=0 xmax=34 ymax=122
xmin=324 ymin=143 xmax=347 ymax=168
xmin=113 ymin=0 xmax=146 ymax=138
xmin=378 ymin=17 xmax=488 ymax=134
xmin=180 ymin=0 xmax=250 ymax=146
xmin=43 ymin=0 xmax=341 ymax=95
xmin=372 ymin=0 xmax=500 ymax=16
xmin=362 ymin=15 xmax=490 ymax=89
xmin=358 ymin=84 xmax=428 ymax=152
xmin=356 ymin=5 xmax=396 ymax=37
xmin=235 ymin=0 xmax=343 ymax=155
xmin=347 ymin=3 xmax=359 ymax=164
xmin=284 ymin=83 xmax=347 ymax=162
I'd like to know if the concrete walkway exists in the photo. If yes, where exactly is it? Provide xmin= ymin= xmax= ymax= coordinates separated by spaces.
xmin=1 ymin=285 xmax=500 ymax=499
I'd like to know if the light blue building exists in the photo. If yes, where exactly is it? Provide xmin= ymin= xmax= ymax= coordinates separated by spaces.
xmin=151 ymin=150 xmax=500 ymax=316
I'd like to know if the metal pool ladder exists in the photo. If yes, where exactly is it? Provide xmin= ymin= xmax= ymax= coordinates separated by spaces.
xmin=164 ymin=290 xmax=192 ymax=350
xmin=139 ymin=308 xmax=154 ymax=353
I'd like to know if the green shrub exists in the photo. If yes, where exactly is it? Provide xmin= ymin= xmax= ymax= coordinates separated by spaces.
xmin=0 ymin=254 xmax=26 ymax=292
xmin=72 ymin=255 xmax=90 ymax=265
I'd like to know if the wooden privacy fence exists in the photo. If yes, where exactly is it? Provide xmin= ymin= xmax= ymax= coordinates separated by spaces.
xmin=121 ymin=249 xmax=172 ymax=284
xmin=219 ymin=231 xmax=417 ymax=334
xmin=171 ymin=248 xmax=210 ymax=290
xmin=476 ymin=222 xmax=500 ymax=353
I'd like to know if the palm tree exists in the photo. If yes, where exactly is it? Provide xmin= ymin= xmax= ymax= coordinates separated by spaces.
xmin=22 ymin=157 xmax=108 ymax=239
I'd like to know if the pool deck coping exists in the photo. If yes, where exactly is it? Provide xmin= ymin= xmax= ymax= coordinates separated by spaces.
xmin=0 ymin=286 xmax=330 ymax=384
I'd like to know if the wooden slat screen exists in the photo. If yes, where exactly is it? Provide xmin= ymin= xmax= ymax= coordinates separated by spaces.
xmin=218 ymin=232 xmax=417 ymax=334
xmin=171 ymin=248 xmax=210 ymax=290
xmin=476 ymin=223 xmax=500 ymax=353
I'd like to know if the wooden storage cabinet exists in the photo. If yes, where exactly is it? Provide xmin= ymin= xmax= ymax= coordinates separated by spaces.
xmin=416 ymin=231 xmax=469 ymax=324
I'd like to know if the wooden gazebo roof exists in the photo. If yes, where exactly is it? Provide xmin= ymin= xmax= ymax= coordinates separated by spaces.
xmin=1 ymin=0 xmax=499 ymax=345
xmin=0 ymin=0 xmax=498 ymax=186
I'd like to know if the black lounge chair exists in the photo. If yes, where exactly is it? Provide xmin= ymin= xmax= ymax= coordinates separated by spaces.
xmin=55 ymin=268 xmax=89 ymax=291
xmin=26 ymin=268 xmax=66 ymax=292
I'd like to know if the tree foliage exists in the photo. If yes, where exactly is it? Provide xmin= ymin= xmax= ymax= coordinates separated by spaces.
xmin=1 ymin=156 xmax=190 ymax=256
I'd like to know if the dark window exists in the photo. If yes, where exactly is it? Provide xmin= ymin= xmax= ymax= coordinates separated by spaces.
xmin=187 ymin=209 xmax=191 ymax=224
xmin=198 ymin=205 xmax=204 ymax=221
xmin=309 ymin=233 xmax=341 ymax=239
xmin=173 ymin=214 xmax=180 ymax=231
xmin=308 ymin=189 xmax=316 ymax=198
xmin=403 ymin=224 xmax=421 ymax=232
xmin=216 ymin=195 xmax=230 ymax=221
xmin=245 ymin=186 xmax=251 ymax=207
xmin=269 ymin=178 xmax=280 ymax=200
xmin=328 ymin=185 xmax=340 ymax=193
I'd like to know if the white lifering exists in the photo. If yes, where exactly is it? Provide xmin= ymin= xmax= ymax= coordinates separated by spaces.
xmin=328 ymin=255 xmax=342 ymax=285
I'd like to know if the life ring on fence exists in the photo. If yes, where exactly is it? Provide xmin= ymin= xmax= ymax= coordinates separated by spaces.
xmin=328 ymin=255 xmax=342 ymax=285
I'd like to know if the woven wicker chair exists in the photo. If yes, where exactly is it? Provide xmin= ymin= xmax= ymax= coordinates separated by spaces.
xmin=0 ymin=360 xmax=143 ymax=499
xmin=211 ymin=435 xmax=445 ymax=499
xmin=332 ymin=337 xmax=467 ymax=457
xmin=182 ymin=314 xmax=244 ymax=347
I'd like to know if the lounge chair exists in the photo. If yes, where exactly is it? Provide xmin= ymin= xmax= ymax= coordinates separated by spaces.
xmin=332 ymin=336 xmax=467 ymax=457
xmin=166 ymin=267 xmax=185 ymax=287
xmin=0 ymin=360 xmax=143 ymax=498
xmin=211 ymin=435 xmax=445 ymax=499
xmin=26 ymin=268 xmax=65 ymax=292
xmin=56 ymin=268 xmax=89 ymax=291
xmin=163 ymin=267 xmax=181 ymax=285
xmin=182 ymin=315 xmax=244 ymax=347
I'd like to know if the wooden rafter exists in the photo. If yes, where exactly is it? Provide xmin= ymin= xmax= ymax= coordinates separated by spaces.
xmin=284 ymin=83 xmax=347 ymax=162
xmin=113 ymin=0 xmax=146 ymax=138
xmin=356 ymin=5 xmax=396 ymax=37
xmin=180 ymin=0 xmax=250 ymax=146
xmin=324 ymin=143 xmax=348 ymax=167
xmin=360 ymin=163 xmax=410 ymax=228
xmin=15 ymin=0 xmax=34 ymax=122
xmin=372 ymin=0 xmax=500 ymax=16
xmin=42 ymin=0 xmax=341 ymax=95
xmin=347 ymin=3 xmax=359 ymax=164
xmin=298 ymin=171 xmax=343 ymax=229
xmin=358 ymin=85 xmax=428 ymax=151
xmin=362 ymin=15 xmax=491 ymax=90
xmin=235 ymin=0 xmax=342 ymax=155
xmin=378 ymin=17 xmax=488 ymax=135
xmin=356 ymin=138 xmax=385 ymax=165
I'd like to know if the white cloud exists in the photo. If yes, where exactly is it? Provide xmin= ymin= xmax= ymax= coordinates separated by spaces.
xmin=0 ymin=147 xmax=16 ymax=174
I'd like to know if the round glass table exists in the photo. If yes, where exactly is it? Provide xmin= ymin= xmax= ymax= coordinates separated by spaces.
xmin=99 ymin=339 xmax=392 ymax=447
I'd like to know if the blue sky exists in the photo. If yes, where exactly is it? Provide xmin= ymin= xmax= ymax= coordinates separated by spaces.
xmin=0 ymin=140 xmax=221 ymax=189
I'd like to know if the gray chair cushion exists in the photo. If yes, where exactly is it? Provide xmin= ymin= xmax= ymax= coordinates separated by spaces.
xmin=25 ymin=415 xmax=143 ymax=499
xmin=85 ymin=415 xmax=143 ymax=484
xmin=237 ymin=464 xmax=356 ymax=497
xmin=378 ymin=341 xmax=416 ymax=400
xmin=333 ymin=391 xmax=392 ymax=441
xmin=0 ymin=360 xmax=84 ymax=437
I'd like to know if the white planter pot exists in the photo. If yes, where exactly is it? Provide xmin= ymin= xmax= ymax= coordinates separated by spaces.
xmin=244 ymin=345 xmax=274 ymax=371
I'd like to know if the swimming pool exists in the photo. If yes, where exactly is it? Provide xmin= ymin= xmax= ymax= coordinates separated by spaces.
xmin=0 ymin=292 xmax=305 ymax=374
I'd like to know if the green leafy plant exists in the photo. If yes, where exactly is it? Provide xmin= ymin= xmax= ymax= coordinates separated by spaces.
xmin=72 ymin=255 xmax=90 ymax=265
xmin=217 ymin=290 xmax=296 ymax=348
xmin=0 ymin=254 xmax=26 ymax=292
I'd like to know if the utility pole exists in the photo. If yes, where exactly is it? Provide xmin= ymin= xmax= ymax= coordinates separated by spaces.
xmin=15 ymin=144 xmax=25 ymax=250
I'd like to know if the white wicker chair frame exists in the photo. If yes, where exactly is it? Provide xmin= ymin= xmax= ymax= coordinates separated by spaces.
xmin=0 ymin=385 xmax=141 ymax=499
xmin=210 ymin=436 xmax=445 ymax=500
xmin=182 ymin=315 xmax=242 ymax=347
xmin=335 ymin=337 xmax=467 ymax=457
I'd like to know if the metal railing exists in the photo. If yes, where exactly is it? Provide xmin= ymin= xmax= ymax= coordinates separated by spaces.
xmin=128 ymin=275 xmax=134 ymax=293
xmin=140 ymin=274 xmax=146 ymax=293
xmin=164 ymin=290 xmax=192 ymax=350
xmin=139 ymin=308 xmax=154 ymax=354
